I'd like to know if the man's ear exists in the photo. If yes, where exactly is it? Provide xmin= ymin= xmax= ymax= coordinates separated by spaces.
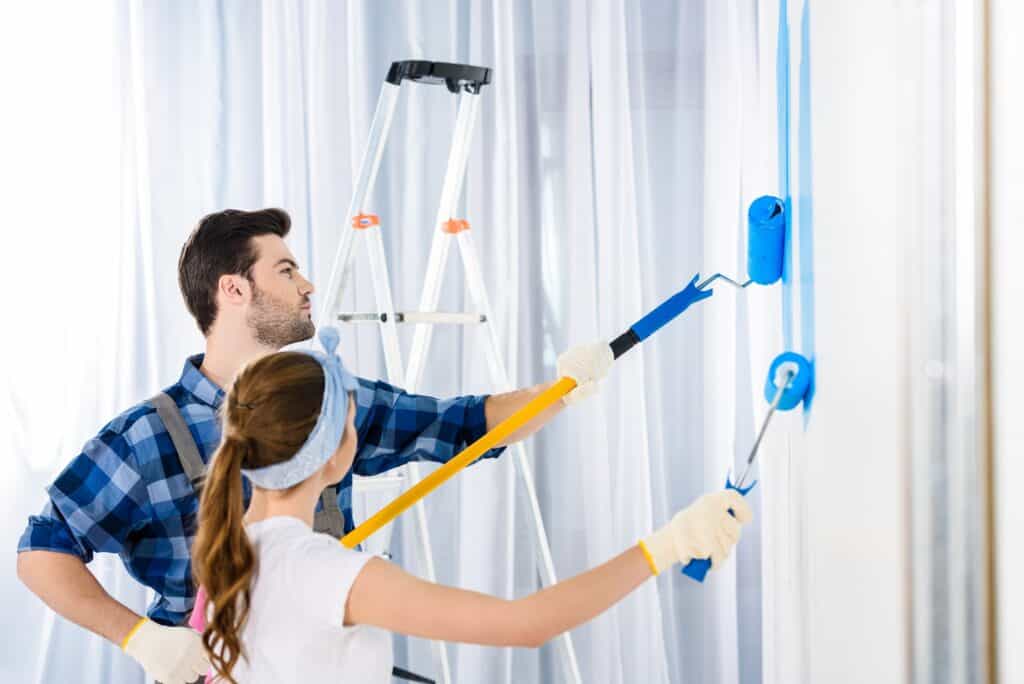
xmin=217 ymin=273 xmax=251 ymax=308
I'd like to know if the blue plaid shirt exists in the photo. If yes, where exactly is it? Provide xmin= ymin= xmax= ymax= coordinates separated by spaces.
xmin=18 ymin=354 xmax=503 ymax=626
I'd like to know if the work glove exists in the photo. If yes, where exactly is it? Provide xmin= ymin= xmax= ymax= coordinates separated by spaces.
xmin=639 ymin=489 xmax=753 ymax=575
xmin=556 ymin=341 xmax=614 ymax=405
xmin=122 ymin=617 xmax=210 ymax=683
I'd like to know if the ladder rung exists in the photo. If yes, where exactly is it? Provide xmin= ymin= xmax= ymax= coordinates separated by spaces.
xmin=401 ymin=312 xmax=486 ymax=324
xmin=338 ymin=313 xmax=388 ymax=323
xmin=338 ymin=312 xmax=487 ymax=325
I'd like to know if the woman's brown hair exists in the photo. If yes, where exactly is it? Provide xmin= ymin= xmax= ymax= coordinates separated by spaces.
xmin=192 ymin=351 xmax=326 ymax=683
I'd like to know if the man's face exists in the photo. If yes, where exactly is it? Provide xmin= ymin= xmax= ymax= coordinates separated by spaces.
xmin=245 ymin=235 xmax=316 ymax=348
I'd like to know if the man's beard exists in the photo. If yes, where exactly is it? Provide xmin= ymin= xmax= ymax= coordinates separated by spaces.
xmin=247 ymin=285 xmax=315 ymax=348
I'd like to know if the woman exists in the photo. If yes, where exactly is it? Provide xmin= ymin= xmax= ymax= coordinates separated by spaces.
xmin=192 ymin=328 xmax=752 ymax=683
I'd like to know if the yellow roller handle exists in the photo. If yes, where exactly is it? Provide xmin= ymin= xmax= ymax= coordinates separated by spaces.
xmin=341 ymin=376 xmax=577 ymax=548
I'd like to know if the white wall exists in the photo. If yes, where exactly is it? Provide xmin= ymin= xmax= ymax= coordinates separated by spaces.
xmin=990 ymin=2 xmax=1024 ymax=682
xmin=763 ymin=1 xmax=1021 ymax=682
xmin=802 ymin=0 xmax=917 ymax=663
xmin=765 ymin=2 xmax=933 ymax=682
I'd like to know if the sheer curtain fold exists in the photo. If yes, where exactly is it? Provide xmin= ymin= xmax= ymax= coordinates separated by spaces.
xmin=5 ymin=2 xmax=766 ymax=682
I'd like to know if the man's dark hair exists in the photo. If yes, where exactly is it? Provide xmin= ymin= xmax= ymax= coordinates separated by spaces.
xmin=178 ymin=208 xmax=291 ymax=335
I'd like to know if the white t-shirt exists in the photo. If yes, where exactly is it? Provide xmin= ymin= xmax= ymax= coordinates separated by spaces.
xmin=229 ymin=516 xmax=393 ymax=683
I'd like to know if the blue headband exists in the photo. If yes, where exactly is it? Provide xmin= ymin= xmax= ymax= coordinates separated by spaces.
xmin=240 ymin=327 xmax=358 ymax=490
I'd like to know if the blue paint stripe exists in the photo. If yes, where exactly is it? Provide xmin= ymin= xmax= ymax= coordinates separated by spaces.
xmin=777 ymin=0 xmax=794 ymax=352
xmin=798 ymin=0 xmax=816 ymax=418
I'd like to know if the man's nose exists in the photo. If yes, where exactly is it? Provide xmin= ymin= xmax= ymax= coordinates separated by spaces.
xmin=298 ymin=273 xmax=314 ymax=295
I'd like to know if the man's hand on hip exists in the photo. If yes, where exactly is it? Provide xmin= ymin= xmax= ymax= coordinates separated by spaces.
xmin=122 ymin=618 xmax=209 ymax=683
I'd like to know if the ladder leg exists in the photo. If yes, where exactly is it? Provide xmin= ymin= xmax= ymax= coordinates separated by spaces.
xmin=364 ymin=225 xmax=404 ymax=381
xmin=399 ymin=93 xmax=482 ymax=684
xmin=316 ymin=82 xmax=401 ymax=330
xmin=406 ymin=228 xmax=455 ymax=387
xmin=405 ymin=461 xmax=453 ymax=684
xmin=456 ymin=232 xmax=583 ymax=684
xmin=407 ymin=94 xmax=481 ymax=387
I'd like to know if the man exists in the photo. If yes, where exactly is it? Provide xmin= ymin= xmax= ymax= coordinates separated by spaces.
xmin=16 ymin=208 xmax=613 ymax=683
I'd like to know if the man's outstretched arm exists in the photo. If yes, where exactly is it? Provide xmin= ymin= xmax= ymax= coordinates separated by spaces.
xmin=350 ymin=340 xmax=613 ymax=474
xmin=486 ymin=340 xmax=613 ymax=445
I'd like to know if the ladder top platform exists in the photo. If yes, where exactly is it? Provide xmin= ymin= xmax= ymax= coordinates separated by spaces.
xmin=386 ymin=60 xmax=492 ymax=94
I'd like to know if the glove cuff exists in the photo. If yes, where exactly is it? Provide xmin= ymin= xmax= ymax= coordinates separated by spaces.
xmin=637 ymin=540 xmax=660 ymax=575
xmin=121 ymin=616 xmax=149 ymax=652
xmin=640 ymin=523 xmax=678 ymax=576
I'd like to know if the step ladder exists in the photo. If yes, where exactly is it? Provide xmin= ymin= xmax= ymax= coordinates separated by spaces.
xmin=315 ymin=60 xmax=582 ymax=684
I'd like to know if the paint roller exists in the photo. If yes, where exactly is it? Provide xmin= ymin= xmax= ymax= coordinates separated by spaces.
xmin=678 ymin=194 xmax=814 ymax=582
xmin=697 ymin=194 xmax=788 ymax=292
xmin=680 ymin=350 xmax=812 ymax=582
xmin=607 ymin=195 xmax=785 ymax=358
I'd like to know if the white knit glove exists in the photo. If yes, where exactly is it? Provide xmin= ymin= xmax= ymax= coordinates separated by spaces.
xmin=122 ymin=618 xmax=210 ymax=683
xmin=640 ymin=490 xmax=753 ymax=575
xmin=556 ymin=341 xmax=614 ymax=405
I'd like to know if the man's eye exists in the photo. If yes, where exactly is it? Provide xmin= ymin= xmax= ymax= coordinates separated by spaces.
xmin=282 ymin=269 xmax=293 ymax=277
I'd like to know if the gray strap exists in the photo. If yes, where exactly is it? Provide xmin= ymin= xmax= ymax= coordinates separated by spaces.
xmin=151 ymin=392 xmax=206 ymax=490
xmin=313 ymin=486 xmax=345 ymax=537
xmin=152 ymin=390 xmax=339 ymax=532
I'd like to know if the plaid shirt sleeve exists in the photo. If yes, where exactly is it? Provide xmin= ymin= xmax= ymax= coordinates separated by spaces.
xmin=18 ymin=501 xmax=94 ymax=563
xmin=351 ymin=377 xmax=506 ymax=476
xmin=18 ymin=423 xmax=152 ymax=563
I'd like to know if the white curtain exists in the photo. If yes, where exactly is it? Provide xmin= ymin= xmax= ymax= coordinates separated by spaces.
xmin=0 ymin=2 xmax=158 ymax=682
xmin=2 ymin=1 xmax=777 ymax=682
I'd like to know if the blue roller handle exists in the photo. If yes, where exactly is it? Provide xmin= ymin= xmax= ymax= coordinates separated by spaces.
xmin=681 ymin=477 xmax=757 ymax=582
xmin=631 ymin=274 xmax=713 ymax=342
xmin=609 ymin=273 xmax=713 ymax=359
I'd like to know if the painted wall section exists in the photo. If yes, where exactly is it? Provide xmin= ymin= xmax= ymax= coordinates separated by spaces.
xmin=761 ymin=1 xmax=930 ymax=682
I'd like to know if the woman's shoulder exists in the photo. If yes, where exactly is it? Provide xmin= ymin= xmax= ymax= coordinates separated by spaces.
xmin=279 ymin=524 xmax=376 ymax=573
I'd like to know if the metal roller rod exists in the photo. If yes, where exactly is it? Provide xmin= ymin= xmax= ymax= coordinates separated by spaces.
xmin=735 ymin=369 xmax=795 ymax=489
xmin=698 ymin=273 xmax=754 ymax=290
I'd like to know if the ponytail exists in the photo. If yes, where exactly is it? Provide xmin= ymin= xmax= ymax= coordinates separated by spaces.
xmin=191 ymin=351 xmax=326 ymax=682
xmin=192 ymin=433 xmax=255 ymax=684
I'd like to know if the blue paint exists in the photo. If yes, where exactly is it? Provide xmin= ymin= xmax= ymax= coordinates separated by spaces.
xmin=776 ymin=0 xmax=816 ymax=421
xmin=747 ymin=196 xmax=786 ymax=285
xmin=777 ymin=0 xmax=793 ymax=352
xmin=797 ymin=0 xmax=816 ymax=417
xmin=764 ymin=351 xmax=813 ymax=411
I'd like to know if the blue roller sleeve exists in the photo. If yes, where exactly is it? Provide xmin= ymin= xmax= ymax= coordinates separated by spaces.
xmin=630 ymin=273 xmax=713 ymax=343
xmin=764 ymin=351 xmax=812 ymax=410
xmin=748 ymin=195 xmax=786 ymax=285
xmin=681 ymin=476 xmax=757 ymax=582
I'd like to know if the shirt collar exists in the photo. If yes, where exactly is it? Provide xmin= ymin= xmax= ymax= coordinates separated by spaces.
xmin=179 ymin=354 xmax=225 ymax=408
